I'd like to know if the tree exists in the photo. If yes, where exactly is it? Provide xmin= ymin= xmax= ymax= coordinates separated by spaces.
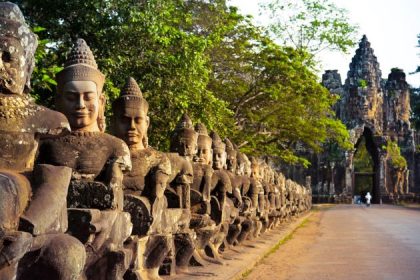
xmin=16 ymin=0 xmax=234 ymax=149
xmin=203 ymin=7 xmax=351 ymax=165
xmin=260 ymin=0 xmax=358 ymax=62
xmin=15 ymin=0 xmax=351 ymax=165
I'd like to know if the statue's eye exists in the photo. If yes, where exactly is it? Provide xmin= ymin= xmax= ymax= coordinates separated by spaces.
xmin=2 ymin=51 xmax=11 ymax=63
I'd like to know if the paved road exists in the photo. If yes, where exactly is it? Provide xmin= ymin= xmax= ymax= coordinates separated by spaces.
xmin=245 ymin=205 xmax=420 ymax=280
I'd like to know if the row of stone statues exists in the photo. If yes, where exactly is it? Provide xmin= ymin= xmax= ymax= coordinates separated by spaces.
xmin=0 ymin=3 xmax=311 ymax=280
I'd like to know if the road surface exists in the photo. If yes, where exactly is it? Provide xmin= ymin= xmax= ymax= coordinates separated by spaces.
xmin=245 ymin=204 xmax=420 ymax=280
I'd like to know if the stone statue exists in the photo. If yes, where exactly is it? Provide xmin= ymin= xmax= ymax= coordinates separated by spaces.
xmin=189 ymin=123 xmax=218 ymax=265
xmin=207 ymin=131 xmax=233 ymax=263
xmin=37 ymin=39 xmax=133 ymax=279
xmin=0 ymin=3 xmax=86 ymax=279
xmin=249 ymin=157 xmax=264 ymax=238
xmin=224 ymin=139 xmax=247 ymax=246
xmin=111 ymin=77 xmax=172 ymax=280
xmin=165 ymin=113 xmax=197 ymax=274
xmin=235 ymin=151 xmax=256 ymax=243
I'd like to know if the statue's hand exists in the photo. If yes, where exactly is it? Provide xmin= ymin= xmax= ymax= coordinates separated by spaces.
xmin=0 ymin=231 xmax=32 ymax=269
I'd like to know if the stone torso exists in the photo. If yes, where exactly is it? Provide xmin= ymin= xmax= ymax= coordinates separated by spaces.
xmin=123 ymin=147 xmax=169 ymax=194
xmin=0 ymin=94 xmax=69 ymax=173
xmin=37 ymin=131 xmax=130 ymax=178
xmin=192 ymin=163 xmax=213 ymax=193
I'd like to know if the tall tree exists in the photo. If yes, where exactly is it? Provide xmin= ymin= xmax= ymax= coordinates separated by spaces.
xmin=260 ymin=0 xmax=358 ymax=63
xmin=17 ymin=0 xmax=234 ymax=149
xmin=16 ymin=0 xmax=351 ymax=165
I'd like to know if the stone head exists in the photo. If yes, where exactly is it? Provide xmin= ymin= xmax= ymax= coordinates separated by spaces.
xmin=170 ymin=113 xmax=197 ymax=157
xmin=210 ymin=131 xmax=226 ymax=170
xmin=0 ymin=3 xmax=37 ymax=95
xmin=250 ymin=157 xmax=260 ymax=179
xmin=56 ymin=39 xmax=106 ymax=132
xmin=224 ymin=138 xmax=237 ymax=172
xmin=236 ymin=152 xmax=246 ymax=176
xmin=112 ymin=77 xmax=149 ymax=150
xmin=194 ymin=123 xmax=212 ymax=165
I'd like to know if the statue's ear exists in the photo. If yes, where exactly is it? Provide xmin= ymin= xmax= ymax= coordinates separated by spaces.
xmin=209 ymin=148 xmax=213 ymax=165
xmin=146 ymin=116 xmax=150 ymax=128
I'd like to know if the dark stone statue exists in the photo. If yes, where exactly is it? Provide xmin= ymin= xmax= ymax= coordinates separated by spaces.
xmin=112 ymin=77 xmax=172 ymax=280
xmin=206 ymin=131 xmax=233 ymax=263
xmin=37 ymin=39 xmax=133 ymax=279
xmin=0 ymin=3 xmax=86 ymax=279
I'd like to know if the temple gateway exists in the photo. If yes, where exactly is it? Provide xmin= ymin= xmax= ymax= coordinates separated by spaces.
xmin=309 ymin=35 xmax=419 ymax=204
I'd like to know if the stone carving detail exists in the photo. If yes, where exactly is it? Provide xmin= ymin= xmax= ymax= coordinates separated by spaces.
xmin=38 ymin=38 xmax=133 ymax=279
xmin=0 ymin=3 xmax=85 ymax=279
xmin=0 ymin=3 xmax=312 ymax=279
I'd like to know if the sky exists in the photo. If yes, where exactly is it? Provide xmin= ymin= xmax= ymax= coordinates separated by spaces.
xmin=228 ymin=0 xmax=420 ymax=87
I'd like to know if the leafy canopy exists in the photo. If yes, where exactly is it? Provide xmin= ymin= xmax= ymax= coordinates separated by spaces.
xmin=15 ymin=0 xmax=351 ymax=165
xmin=260 ymin=0 xmax=358 ymax=62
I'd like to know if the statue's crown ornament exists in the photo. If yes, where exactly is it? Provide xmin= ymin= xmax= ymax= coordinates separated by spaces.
xmin=224 ymin=138 xmax=235 ymax=154
xmin=56 ymin=39 xmax=105 ymax=93
xmin=195 ymin=123 xmax=212 ymax=146
xmin=195 ymin=123 xmax=208 ymax=136
xmin=113 ymin=77 xmax=149 ymax=113
xmin=210 ymin=131 xmax=225 ymax=150
xmin=121 ymin=77 xmax=143 ymax=97
xmin=64 ymin=39 xmax=98 ymax=68
xmin=176 ymin=113 xmax=193 ymax=130
xmin=170 ymin=113 xmax=197 ymax=152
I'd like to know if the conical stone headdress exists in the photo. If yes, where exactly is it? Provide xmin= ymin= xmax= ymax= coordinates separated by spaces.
xmin=195 ymin=123 xmax=212 ymax=147
xmin=112 ymin=77 xmax=149 ymax=113
xmin=224 ymin=138 xmax=236 ymax=155
xmin=170 ymin=113 xmax=197 ymax=152
xmin=210 ymin=131 xmax=225 ymax=151
xmin=56 ymin=39 xmax=105 ymax=93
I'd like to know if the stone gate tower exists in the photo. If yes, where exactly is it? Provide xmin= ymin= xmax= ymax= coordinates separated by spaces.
xmin=315 ymin=35 xmax=417 ymax=203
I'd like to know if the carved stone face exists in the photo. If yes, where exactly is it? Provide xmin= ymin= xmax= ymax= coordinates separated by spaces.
xmin=0 ymin=37 xmax=26 ymax=95
xmin=226 ymin=150 xmax=237 ymax=172
xmin=176 ymin=136 xmax=197 ymax=157
xmin=58 ymin=81 xmax=103 ymax=132
xmin=251 ymin=162 xmax=260 ymax=179
xmin=236 ymin=159 xmax=245 ymax=176
xmin=243 ymin=156 xmax=251 ymax=177
xmin=194 ymin=138 xmax=212 ymax=165
xmin=213 ymin=148 xmax=226 ymax=170
xmin=113 ymin=101 xmax=149 ymax=150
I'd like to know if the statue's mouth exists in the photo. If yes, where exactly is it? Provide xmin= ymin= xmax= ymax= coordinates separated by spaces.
xmin=73 ymin=112 xmax=89 ymax=117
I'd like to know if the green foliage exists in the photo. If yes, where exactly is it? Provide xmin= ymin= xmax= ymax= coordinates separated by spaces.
xmin=410 ymin=87 xmax=420 ymax=130
xmin=14 ymin=0 xmax=351 ymax=164
xmin=386 ymin=140 xmax=407 ymax=169
xmin=17 ymin=0 xmax=234 ymax=149
xmin=358 ymin=79 xmax=367 ymax=89
xmin=207 ymin=21 xmax=351 ymax=165
xmin=260 ymin=0 xmax=358 ymax=63
xmin=353 ymin=137 xmax=374 ymax=173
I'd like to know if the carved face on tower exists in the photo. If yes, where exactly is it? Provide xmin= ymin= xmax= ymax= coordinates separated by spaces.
xmin=194 ymin=123 xmax=212 ymax=165
xmin=0 ymin=3 xmax=37 ymax=95
xmin=170 ymin=113 xmax=197 ymax=157
xmin=56 ymin=39 xmax=106 ymax=132
xmin=112 ymin=77 xmax=149 ymax=150
xmin=224 ymin=138 xmax=237 ymax=172
xmin=210 ymin=131 xmax=226 ymax=170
